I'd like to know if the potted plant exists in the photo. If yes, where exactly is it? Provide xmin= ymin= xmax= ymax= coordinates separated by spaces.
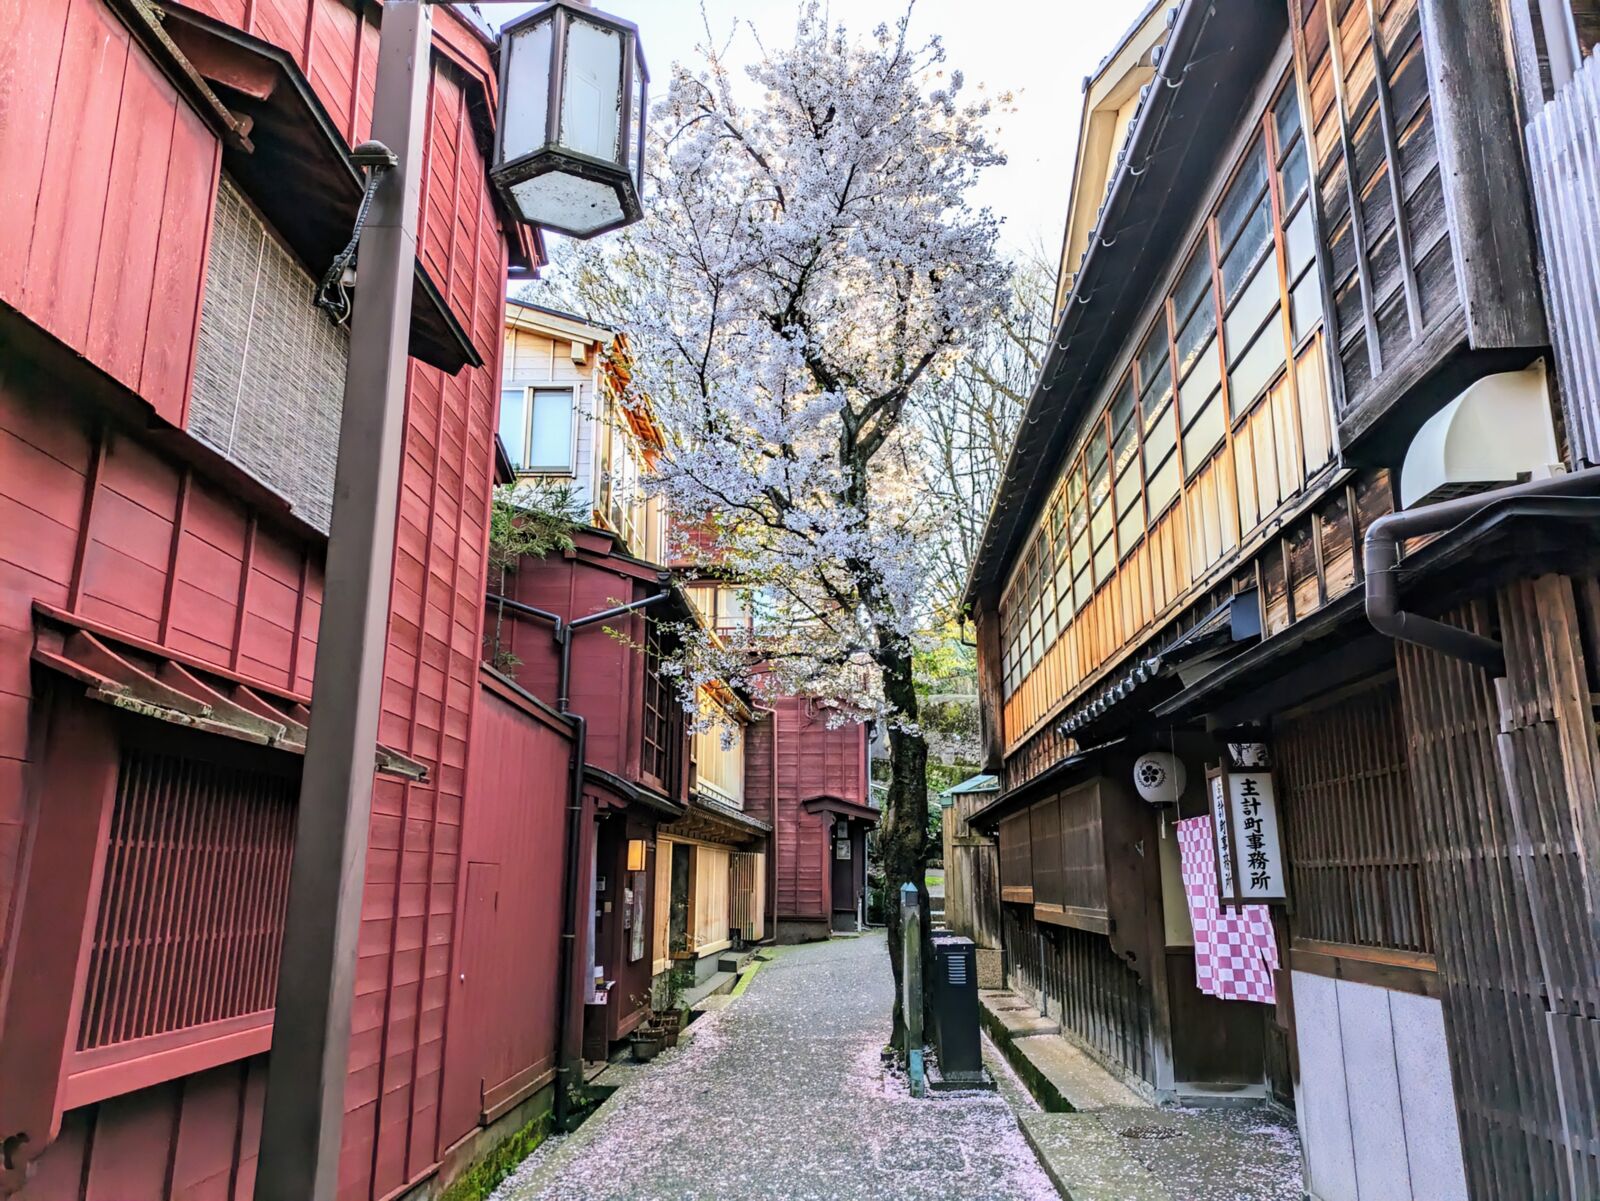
xmin=652 ymin=966 xmax=690 ymax=1046
xmin=628 ymin=1025 xmax=663 ymax=1062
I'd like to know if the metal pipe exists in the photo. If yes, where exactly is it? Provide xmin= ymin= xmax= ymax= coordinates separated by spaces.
xmin=553 ymin=710 xmax=587 ymax=1129
xmin=1537 ymin=0 xmax=1582 ymax=92
xmin=1363 ymin=466 xmax=1600 ymax=674
xmin=485 ymin=590 xmax=564 ymax=638
xmin=561 ymin=589 xmax=672 ymax=712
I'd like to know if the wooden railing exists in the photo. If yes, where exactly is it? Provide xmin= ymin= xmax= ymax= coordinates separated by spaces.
xmin=1527 ymin=48 xmax=1600 ymax=468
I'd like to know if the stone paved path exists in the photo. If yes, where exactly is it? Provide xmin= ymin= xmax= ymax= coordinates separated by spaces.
xmin=492 ymin=932 xmax=1059 ymax=1201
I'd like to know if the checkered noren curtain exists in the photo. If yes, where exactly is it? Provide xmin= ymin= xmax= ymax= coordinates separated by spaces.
xmin=189 ymin=177 xmax=349 ymax=533
xmin=1177 ymin=816 xmax=1278 ymax=1004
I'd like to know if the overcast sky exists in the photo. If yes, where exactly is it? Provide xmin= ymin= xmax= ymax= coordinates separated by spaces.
xmin=481 ymin=0 xmax=1152 ymax=260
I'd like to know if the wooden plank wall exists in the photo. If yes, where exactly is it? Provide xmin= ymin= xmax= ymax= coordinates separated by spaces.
xmin=1396 ymin=579 xmax=1600 ymax=1200
xmin=0 ymin=0 xmax=221 ymax=429
xmin=0 ymin=382 xmax=324 ymax=1012
xmin=769 ymin=697 xmax=869 ymax=924
xmin=0 ymin=2 xmax=512 ymax=1199
xmin=943 ymin=790 xmax=1002 ymax=950
xmin=438 ymin=679 xmax=570 ymax=1147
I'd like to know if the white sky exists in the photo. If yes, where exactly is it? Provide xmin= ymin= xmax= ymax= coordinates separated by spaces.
xmin=480 ymin=0 xmax=1152 ymax=262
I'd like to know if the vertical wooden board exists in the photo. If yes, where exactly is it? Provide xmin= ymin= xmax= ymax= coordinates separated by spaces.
xmin=141 ymin=105 xmax=219 ymax=427
xmin=83 ymin=1081 xmax=181 ymax=1201
xmin=169 ymin=1064 xmax=247 ymax=1201
xmin=306 ymin=0 xmax=358 ymax=138
xmin=22 ymin=0 xmax=128 ymax=351
xmin=0 ymin=0 xmax=70 ymax=302
xmin=85 ymin=51 xmax=177 ymax=391
xmin=13 ymin=1106 xmax=89 ymax=1201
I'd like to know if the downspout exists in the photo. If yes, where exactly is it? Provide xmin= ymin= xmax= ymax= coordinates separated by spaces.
xmin=553 ymin=710 xmax=586 ymax=1128
xmin=1363 ymin=466 xmax=1600 ymax=673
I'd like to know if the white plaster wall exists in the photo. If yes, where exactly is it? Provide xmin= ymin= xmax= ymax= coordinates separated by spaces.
xmin=1291 ymin=971 xmax=1469 ymax=1201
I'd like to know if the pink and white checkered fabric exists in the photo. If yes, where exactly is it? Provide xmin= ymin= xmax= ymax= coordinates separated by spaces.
xmin=1176 ymin=816 xmax=1278 ymax=1005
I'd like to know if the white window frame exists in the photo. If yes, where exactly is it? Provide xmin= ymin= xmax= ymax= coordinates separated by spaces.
xmin=499 ymin=384 xmax=576 ymax=474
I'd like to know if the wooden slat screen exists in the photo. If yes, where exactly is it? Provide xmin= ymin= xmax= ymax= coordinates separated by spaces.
xmin=1397 ymin=583 xmax=1600 ymax=1199
xmin=1057 ymin=782 xmax=1109 ymax=916
xmin=1028 ymin=797 xmax=1064 ymax=908
xmin=1276 ymin=676 xmax=1433 ymax=953
xmin=78 ymin=746 xmax=296 ymax=1052
xmin=1002 ymin=904 xmax=1154 ymax=1085
xmin=1527 ymin=49 xmax=1600 ymax=468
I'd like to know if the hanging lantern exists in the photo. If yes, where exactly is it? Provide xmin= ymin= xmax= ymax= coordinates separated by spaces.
xmin=492 ymin=1 xmax=647 ymax=238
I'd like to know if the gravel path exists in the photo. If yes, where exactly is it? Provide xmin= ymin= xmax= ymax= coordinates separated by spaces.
xmin=492 ymin=932 xmax=1059 ymax=1201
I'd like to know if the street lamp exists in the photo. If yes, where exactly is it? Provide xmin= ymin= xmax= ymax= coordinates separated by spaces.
xmin=258 ymin=3 xmax=649 ymax=1200
xmin=492 ymin=1 xmax=647 ymax=238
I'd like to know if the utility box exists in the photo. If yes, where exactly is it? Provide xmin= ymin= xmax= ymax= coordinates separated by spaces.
xmin=930 ymin=933 xmax=983 ymax=1082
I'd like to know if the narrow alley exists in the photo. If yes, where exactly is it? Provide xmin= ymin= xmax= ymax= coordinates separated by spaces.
xmin=492 ymin=935 xmax=1058 ymax=1201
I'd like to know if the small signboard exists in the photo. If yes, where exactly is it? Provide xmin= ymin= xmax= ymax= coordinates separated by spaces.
xmin=1207 ymin=768 xmax=1238 ymax=901
xmin=1209 ymin=766 xmax=1288 ymax=905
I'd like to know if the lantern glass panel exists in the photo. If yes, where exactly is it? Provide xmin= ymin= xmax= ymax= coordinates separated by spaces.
xmin=511 ymin=173 xmax=626 ymax=236
xmin=560 ymin=17 xmax=623 ymax=162
xmin=501 ymin=16 xmax=553 ymax=162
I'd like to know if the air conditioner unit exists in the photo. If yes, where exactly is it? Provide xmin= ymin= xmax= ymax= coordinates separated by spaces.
xmin=1400 ymin=361 xmax=1560 ymax=508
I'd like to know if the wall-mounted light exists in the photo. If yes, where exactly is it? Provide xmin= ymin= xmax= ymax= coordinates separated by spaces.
xmin=626 ymin=838 xmax=648 ymax=872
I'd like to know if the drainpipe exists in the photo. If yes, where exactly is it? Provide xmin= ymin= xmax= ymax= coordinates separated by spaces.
xmin=553 ymin=711 xmax=587 ymax=1129
xmin=1364 ymin=466 xmax=1600 ymax=673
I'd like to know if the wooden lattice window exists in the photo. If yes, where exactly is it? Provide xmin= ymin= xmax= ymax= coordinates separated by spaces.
xmin=641 ymin=619 xmax=682 ymax=793
xmin=78 ymin=745 xmax=296 ymax=1054
xmin=1276 ymin=677 xmax=1433 ymax=953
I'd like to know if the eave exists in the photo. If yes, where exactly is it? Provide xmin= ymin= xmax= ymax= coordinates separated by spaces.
xmin=158 ymin=5 xmax=486 ymax=374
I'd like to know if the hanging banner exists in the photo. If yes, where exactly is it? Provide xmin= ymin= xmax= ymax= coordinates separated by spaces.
xmin=1176 ymin=816 xmax=1279 ymax=1005
xmin=1208 ymin=767 xmax=1287 ymax=905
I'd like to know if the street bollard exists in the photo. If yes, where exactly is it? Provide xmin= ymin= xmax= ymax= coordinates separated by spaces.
xmin=900 ymin=882 xmax=925 ymax=1097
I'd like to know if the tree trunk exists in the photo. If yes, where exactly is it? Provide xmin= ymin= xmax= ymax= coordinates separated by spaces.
xmin=877 ymin=634 xmax=929 ymax=1052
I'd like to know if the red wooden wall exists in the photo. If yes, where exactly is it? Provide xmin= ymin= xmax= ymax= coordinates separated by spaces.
xmin=766 ymin=698 xmax=870 ymax=923
xmin=0 ymin=0 xmax=221 ymax=429
xmin=438 ymin=677 xmax=569 ymax=1148
xmin=0 ymin=0 xmax=518 ymax=1197
xmin=0 ymin=383 xmax=325 ymax=1010
xmin=492 ymin=538 xmax=652 ymax=782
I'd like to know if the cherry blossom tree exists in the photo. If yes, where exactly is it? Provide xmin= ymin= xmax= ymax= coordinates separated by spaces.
xmin=557 ymin=3 xmax=1009 ymax=1038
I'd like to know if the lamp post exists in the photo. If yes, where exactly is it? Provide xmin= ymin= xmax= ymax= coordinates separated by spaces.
xmin=255 ymin=3 xmax=645 ymax=1198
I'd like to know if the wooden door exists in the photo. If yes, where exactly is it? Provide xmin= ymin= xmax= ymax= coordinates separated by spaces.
xmin=442 ymin=861 xmax=500 ymax=1136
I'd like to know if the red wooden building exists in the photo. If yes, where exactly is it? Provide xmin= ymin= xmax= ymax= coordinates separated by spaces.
xmin=678 ymin=579 xmax=877 ymax=944
xmin=745 ymin=697 xmax=874 ymax=942
xmin=0 ymin=0 xmax=581 ymax=1198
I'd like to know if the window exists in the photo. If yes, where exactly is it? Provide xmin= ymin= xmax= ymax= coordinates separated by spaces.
xmin=499 ymin=386 xmax=574 ymax=472
xmin=1136 ymin=319 xmax=1181 ymax=518
xmin=1087 ymin=419 xmax=1116 ymax=584
xmin=1273 ymin=86 xmax=1321 ymax=344
xmin=1109 ymin=376 xmax=1144 ymax=557
xmin=1174 ymin=245 xmax=1225 ymax=473
xmin=642 ymin=619 xmax=684 ymax=792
